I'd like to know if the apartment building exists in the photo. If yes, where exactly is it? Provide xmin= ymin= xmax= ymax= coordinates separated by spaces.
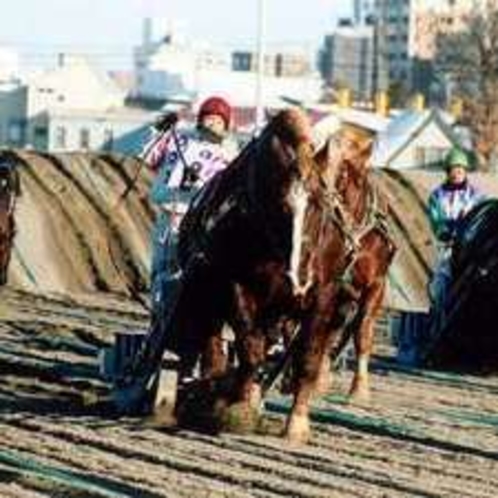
xmin=319 ymin=22 xmax=376 ymax=101
xmin=373 ymin=0 xmax=414 ymax=89
xmin=373 ymin=0 xmax=487 ymax=95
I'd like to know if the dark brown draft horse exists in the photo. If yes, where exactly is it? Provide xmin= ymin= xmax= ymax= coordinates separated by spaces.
xmin=133 ymin=109 xmax=315 ymax=421
xmin=284 ymin=125 xmax=396 ymax=442
xmin=0 ymin=153 xmax=20 ymax=285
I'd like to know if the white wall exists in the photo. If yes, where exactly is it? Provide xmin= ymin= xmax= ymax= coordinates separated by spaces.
xmin=46 ymin=110 xmax=154 ymax=153
xmin=391 ymin=120 xmax=453 ymax=168
xmin=26 ymin=56 xmax=126 ymax=118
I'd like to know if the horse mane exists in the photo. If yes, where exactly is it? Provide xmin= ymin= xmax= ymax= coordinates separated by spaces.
xmin=270 ymin=108 xmax=312 ymax=147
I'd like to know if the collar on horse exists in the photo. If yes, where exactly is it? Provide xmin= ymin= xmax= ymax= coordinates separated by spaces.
xmin=313 ymin=170 xmax=393 ymax=287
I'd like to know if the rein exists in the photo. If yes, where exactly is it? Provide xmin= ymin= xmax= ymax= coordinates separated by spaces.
xmin=117 ymin=114 xmax=179 ymax=203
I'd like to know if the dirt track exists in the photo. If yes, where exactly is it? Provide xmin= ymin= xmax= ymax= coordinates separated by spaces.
xmin=2 ymin=153 xmax=498 ymax=496
xmin=1 ymin=287 xmax=498 ymax=498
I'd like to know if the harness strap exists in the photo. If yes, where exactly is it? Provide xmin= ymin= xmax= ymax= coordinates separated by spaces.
xmin=319 ymin=179 xmax=392 ymax=287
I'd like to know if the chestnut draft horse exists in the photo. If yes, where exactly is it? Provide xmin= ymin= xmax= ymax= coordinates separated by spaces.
xmin=281 ymin=128 xmax=396 ymax=442
xmin=0 ymin=154 xmax=20 ymax=285
xmin=124 ymin=109 xmax=315 ymax=421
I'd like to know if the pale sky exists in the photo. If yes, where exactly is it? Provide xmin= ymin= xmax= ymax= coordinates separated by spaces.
xmin=0 ymin=0 xmax=351 ymax=69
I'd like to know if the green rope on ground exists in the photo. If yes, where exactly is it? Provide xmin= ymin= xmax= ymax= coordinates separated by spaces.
xmin=265 ymin=398 xmax=421 ymax=439
xmin=372 ymin=358 xmax=498 ymax=394
xmin=435 ymin=409 xmax=498 ymax=428
xmin=264 ymin=397 xmax=498 ymax=461
xmin=0 ymin=448 xmax=131 ymax=498
xmin=321 ymin=393 xmax=350 ymax=405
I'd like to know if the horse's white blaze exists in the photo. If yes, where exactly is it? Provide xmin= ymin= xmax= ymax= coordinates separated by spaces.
xmin=288 ymin=181 xmax=309 ymax=292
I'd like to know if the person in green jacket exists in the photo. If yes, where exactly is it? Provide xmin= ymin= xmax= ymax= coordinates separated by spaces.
xmin=427 ymin=147 xmax=485 ymax=306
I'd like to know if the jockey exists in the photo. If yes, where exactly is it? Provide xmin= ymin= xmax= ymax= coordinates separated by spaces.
xmin=142 ymin=96 xmax=239 ymax=315
xmin=427 ymin=147 xmax=485 ymax=307
xmin=428 ymin=147 xmax=484 ymax=245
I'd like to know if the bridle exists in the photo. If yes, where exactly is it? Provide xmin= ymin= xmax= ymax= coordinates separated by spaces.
xmin=295 ymin=138 xmax=393 ymax=292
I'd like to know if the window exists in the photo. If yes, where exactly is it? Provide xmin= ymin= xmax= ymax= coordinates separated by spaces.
xmin=79 ymin=128 xmax=90 ymax=149
xmin=33 ymin=126 xmax=48 ymax=150
xmin=55 ymin=126 xmax=66 ymax=149
xmin=415 ymin=147 xmax=447 ymax=167
xmin=7 ymin=119 xmax=25 ymax=146
xmin=232 ymin=52 xmax=253 ymax=72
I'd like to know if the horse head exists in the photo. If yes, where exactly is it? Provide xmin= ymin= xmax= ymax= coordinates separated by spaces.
xmin=250 ymin=108 xmax=316 ymax=201
xmin=0 ymin=158 xmax=20 ymax=285
xmin=315 ymin=124 xmax=375 ymax=225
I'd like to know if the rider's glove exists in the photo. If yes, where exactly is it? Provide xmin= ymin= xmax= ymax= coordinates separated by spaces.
xmin=153 ymin=112 xmax=178 ymax=132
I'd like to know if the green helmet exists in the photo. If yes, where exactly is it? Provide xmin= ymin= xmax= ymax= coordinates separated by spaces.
xmin=444 ymin=147 xmax=470 ymax=171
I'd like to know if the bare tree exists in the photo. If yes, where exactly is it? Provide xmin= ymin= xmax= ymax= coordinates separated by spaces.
xmin=435 ymin=0 xmax=498 ymax=170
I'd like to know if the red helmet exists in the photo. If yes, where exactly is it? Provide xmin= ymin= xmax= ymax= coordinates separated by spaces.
xmin=197 ymin=96 xmax=232 ymax=130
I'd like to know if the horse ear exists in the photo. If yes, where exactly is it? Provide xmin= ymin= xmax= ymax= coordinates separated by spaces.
xmin=359 ymin=139 xmax=374 ymax=166
xmin=326 ymin=135 xmax=344 ymax=170
xmin=312 ymin=143 xmax=329 ymax=174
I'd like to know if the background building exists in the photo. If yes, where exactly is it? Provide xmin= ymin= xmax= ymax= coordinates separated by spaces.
xmin=132 ymin=18 xmax=322 ymax=130
xmin=0 ymin=55 xmax=155 ymax=152
xmin=373 ymin=0 xmax=414 ymax=92
xmin=320 ymin=20 xmax=375 ymax=102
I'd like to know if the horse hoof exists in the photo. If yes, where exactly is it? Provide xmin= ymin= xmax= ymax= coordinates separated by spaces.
xmin=175 ymin=379 xmax=224 ymax=434
xmin=145 ymin=403 xmax=177 ymax=428
xmin=220 ymin=402 xmax=260 ymax=434
xmin=315 ymin=373 xmax=333 ymax=396
xmin=284 ymin=415 xmax=310 ymax=445
xmin=349 ymin=387 xmax=371 ymax=405
xmin=249 ymin=383 xmax=262 ymax=410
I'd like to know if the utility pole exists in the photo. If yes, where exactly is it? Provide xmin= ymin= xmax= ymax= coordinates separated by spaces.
xmin=255 ymin=0 xmax=266 ymax=133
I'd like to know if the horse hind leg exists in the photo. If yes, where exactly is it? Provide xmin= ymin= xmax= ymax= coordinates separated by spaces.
xmin=349 ymin=281 xmax=384 ymax=403
xmin=314 ymin=351 xmax=333 ymax=395
xmin=315 ymin=296 xmax=361 ymax=396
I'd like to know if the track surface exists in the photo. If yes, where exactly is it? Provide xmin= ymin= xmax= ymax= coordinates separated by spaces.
xmin=1 ymin=287 xmax=498 ymax=497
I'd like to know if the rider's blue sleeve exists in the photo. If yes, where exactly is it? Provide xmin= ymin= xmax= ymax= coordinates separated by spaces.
xmin=149 ymin=165 xmax=174 ymax=205
xmin=149 ymin=164 xmax=192 ymax=206
xmin=428 ymin=190 xmax=448 ymax=240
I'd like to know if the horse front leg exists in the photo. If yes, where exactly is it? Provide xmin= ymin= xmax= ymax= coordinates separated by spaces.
xmin=218 ymin=285 xmax=266 ymax=432
xmin=235 ymin=329 xmax=266 ymax=407
xmin=214 ymin=327 xmax=265 ymax=433
xmin=286 ymin=288 xmax=335 ymax=444
xmin=350 ymin=280 xmax=385 ymax=402
xmin=201 ymin=324 xmax=230 ymax=379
